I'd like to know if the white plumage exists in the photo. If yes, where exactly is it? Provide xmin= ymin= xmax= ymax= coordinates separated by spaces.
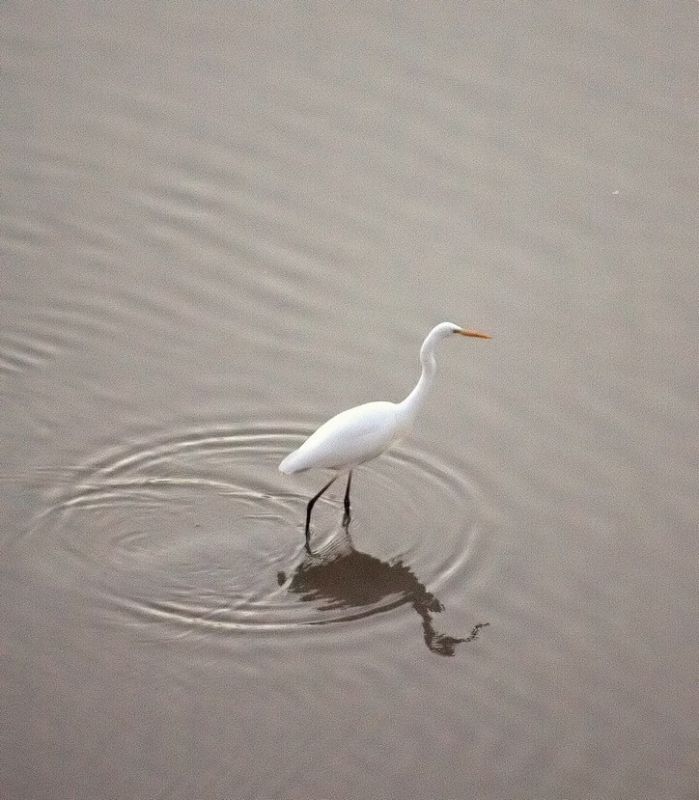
xmin=279 ymin=321 xmax=491 ymax=553
xmin=279 ymin=401 xmax=403 ymax=474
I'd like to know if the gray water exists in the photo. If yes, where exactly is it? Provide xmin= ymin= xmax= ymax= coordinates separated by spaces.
xmin=1 ymin=3 xmax=697 ymax=798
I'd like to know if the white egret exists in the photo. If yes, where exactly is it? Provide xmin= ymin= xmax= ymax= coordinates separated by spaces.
xmin=279 ymin=321 xmax=491 ymax=553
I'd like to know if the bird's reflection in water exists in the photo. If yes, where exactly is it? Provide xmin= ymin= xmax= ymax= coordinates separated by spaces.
xmin=278 ymin=520 xmax=488 ymax=656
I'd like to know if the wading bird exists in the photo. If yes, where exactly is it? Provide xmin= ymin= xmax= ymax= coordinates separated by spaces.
xmin=279 ymin=322 xmax=491 ymax=553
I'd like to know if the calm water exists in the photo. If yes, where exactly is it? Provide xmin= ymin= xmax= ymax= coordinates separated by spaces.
xmin=1 ymin=2 xmax=696 ymax=798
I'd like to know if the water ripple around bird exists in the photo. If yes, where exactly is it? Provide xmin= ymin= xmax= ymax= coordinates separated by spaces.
xmin=22 ymin=421 xmax=488 ymax=640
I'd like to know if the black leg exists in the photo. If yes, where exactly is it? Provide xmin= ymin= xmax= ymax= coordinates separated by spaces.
xmin=342 ymin=470 xmax=353 ymax=524
xmin=345 ymin=470 xmax=352 ymax=516
xmin=305 ymin=475 xmax=337 ymax=554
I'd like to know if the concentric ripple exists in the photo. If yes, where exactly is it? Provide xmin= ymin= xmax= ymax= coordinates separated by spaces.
xmin=23 ymin=421 xmax=488 ymax=635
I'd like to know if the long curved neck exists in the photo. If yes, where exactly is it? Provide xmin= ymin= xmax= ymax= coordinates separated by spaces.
xmin=397 ymin=338 xmax=438 ymax=426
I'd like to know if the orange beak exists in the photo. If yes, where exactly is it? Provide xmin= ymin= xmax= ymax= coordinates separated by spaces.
xmin=457 ymin=328 xmax=492 ymax=340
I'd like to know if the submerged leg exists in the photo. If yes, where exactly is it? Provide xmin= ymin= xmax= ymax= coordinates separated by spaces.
xmin=342 ymin=470 xmax=353 ymax=524
xmin=305 ymin=475 xmax=337 ymax=554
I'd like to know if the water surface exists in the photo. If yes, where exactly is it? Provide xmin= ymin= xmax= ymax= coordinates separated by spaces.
xmin=1 ymin=2 xmax=696 ymax=798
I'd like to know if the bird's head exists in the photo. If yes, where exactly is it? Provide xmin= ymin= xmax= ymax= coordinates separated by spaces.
xmin=436 ymin=322 xmax=491 ymax=340
xmin=419 ymin=321 xmax=491 ymax=362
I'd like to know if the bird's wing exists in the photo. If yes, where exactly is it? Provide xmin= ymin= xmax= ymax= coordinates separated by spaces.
xmin=280 ymin=402 xmax=398 ymax=473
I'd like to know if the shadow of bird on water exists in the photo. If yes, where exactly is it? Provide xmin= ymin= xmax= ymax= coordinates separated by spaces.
xmin=277 ymin=519 xmax=488 ymax=657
